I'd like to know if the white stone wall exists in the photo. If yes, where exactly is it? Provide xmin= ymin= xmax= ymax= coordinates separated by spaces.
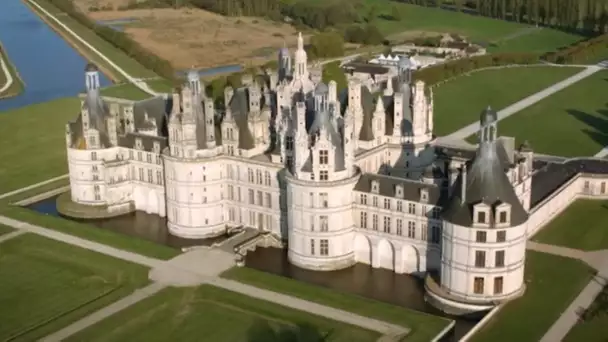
xmin=68 ymin=147 xmax=120 ymax=205
xmin=286 ymin=172 xmax=361 ymax=271
xmin=164 ymin=155 xmax=224 ymax=238
xmin=440 ymin=220 xmax=527 ymax=302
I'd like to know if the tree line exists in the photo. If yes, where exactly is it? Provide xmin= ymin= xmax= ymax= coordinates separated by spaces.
xmin=397 ymin=0 xmax=608 ymax=35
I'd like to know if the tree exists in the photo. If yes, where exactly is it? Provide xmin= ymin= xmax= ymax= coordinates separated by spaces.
xmin=309 ymin=32 xmax=344 ymax=59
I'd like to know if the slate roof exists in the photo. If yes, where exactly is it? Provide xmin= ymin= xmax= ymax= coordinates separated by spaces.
xmin=354 ymin=173 xmax=446 ymax=205
xmin=343 ymin=62 xmax=390 ymax=75
xmin=442 ymin=140 xmax=529 ymax=227
xmin=228 ymin=88 xmax=255 ymax=149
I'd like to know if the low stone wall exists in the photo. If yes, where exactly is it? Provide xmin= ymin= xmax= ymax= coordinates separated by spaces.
xmin=56 ymin=191 xmax=134 ymax=219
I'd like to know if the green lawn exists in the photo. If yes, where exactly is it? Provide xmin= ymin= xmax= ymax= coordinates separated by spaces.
xmin=0 ymin=98 xmax=79 ymax=194
xmin=0 ymin=233 xmax=149 ymax=342
xmin=30 ymin=0 xmax=157 ymax=80
xmin=433 ymin=65 xmax=582 ymax=136
xmin=222 ymin=267 xmax=449 ymax=342
xmin=0 ymin=224 xmax=14 ymax=235
xmin=0 ymin=42 xmax=24 ymax=99
xmin=470 ymin=251 xmax=593 ymax=342
xmin=147 ymin=79 xmax=174 ymax=94
xmin=100 ymin=83 xmax=153 ymax=101
xmin=532 ymin=199 xmax=608 ymax=251
xmin=0 ymin=178 xmax=69 ymax=206
xmin=489 ymin=70 xmax=608 ymax=157
xmin=488 ymin=28 xmax=583 ymax=54
xmin=67 ymin=284 xmax=380 ymax=342
xmin=564 ymin=285 xmax=608 ymax=342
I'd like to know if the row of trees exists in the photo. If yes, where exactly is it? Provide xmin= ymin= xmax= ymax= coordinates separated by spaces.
xmin=49 ymin=0 xmax=175 ymax=80
xmin=396 ymin=0 xmax=608 ymax=35
xmin=544 ymin=33 xmax=608 ymax=63
xmin=413 ymin=52 xmax=541 ymax=85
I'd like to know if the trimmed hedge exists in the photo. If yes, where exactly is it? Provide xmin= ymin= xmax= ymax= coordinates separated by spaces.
xmin=47 ymin=0 xmax=174 ymax=80
xmin=543 ymin=33 xmax=608 ymax=64
xmin=414 ymin=52 xmax=541 ymax=85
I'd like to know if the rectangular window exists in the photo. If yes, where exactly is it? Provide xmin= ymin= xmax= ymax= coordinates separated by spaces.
xmin=319 ymin=150 xmax=328 ymax=165
xmin=156 ymin=170 xmax=163 ymax=185
xmin=248 ymin=189 xmax=254 ymax=205
xmin=147 ymin=169 xmax=153 ymax=183
xmin=396 ymin=219 xmax=403 ymax=236
xmin=432 ymin=207 xmax=441 ymax=219
xmin=497 ymin=230 xmax=506 ymax=242
xmin=372 ymin=214 xmax=378 ymax=231
xmin=320 ymin=170 xmax=328 ymax=180
xmin=431 ymin=225 xmax=441 ymax=243
xmin=408 ymin=221 xmax=416 ymax=238
xmin=248 ymin=169 xmax=254 ymax=183
xmin=372 ymin=196 xmax=378 ymax=207
xmin=421 ymin=224 xmax=427 ymax=241
xmin=91 ymin=152 xmax=97 ymax=161
xmin=475 ymin=250 xmax=486 ymax=268
xmin=408 ymin=203 xmax=416 ymax=214
xmin=129 ymin=150 xmax=134 ymax=159
xmin=310 ymin=239 xmax=315 ymax=255
xmin=477 ymin=211 xmax=486 ymax=223
xmin=360 ymin=212 xmax=367 ymax=229
xmin=495 ymin=250 xmax=505 ymax=267
xmin=383 ymin=216 xmax=391 ymax=233
xmin=137 ymin=151 xmax=142 ymax=161
xmin=473 ymin=277 xmax=485 ymax=294
xmin=311 ymin=215 xmax=315 ymax=231
xmin=476 ymin=231 xmax=487 ymax=243
xmin=384 ymin=198 xmax=391 ymax=210
xmin=360 ymin=194 xmax=367 ymax=205
xmin=286 ymin=136 xmax=294 ymax=151
xmin=138 ymin=168 xmax=144 ymax=181
xmin=320 ymin=239 xmax=329 ymax=256
xmin=320 ymin=193 xmax=328 ymax=208
xmin=146 ymin=153 xmax=152 ymax=163
xmin=256 ymin=170 xmax=262 ymax=184
xmin=265 ymin=193 xmax=272 ymax=208
xmin=397 ymin=201 xmax=403 ymax=212
xmin=499 ymin=211 xmax=507 ymax=223
xmin=257 ymin=191 xmax=263 ymax=206
xmin=494 ymin=276 xmax=504 ymax=294
xmin=228 ymin=185 xmax=234 ymax=200
xmin=320 ymin=216 xmax=328 ymax=232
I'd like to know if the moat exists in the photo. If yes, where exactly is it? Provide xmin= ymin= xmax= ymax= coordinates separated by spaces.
xmin=28 ymin=193 xmax=480 ymax=340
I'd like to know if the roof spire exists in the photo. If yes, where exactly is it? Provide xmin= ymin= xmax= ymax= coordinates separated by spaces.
xmin=297 ymin=32 xmax=304 ymax=50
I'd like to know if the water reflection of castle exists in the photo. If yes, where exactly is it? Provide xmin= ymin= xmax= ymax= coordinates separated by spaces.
xmin=62 ymin=33 xmax=608 ymax=315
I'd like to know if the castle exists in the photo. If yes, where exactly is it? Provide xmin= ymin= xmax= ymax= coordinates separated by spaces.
xmin=64 ymin=33 xmax=608 ymax=315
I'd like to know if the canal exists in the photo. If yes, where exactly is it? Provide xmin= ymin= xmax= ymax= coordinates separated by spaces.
xmin=29 ymin=193 xmax=479 ymax=340
xmin=0 ymin=0 xmax=111 ymax=112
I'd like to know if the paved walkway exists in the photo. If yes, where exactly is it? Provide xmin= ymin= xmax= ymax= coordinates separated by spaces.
xmin=443 ymin=65 xmax=602 ymax=140
xmin=0 ymin=174 xmax=69 ymax=200
xmin=0 ymin=229 xmax=26 ymax=243
xmin=594 ymin=146 xmax=608 ymax=158
xmin=26 ymin=0 xmax=157 ymax=95
xmin=41 ymin=282 xmax=167 ymax=342
xmin=0 ymin=51 xmax=14 ymax=94
xmin=527 ymin=241 xmax=608 ymax=342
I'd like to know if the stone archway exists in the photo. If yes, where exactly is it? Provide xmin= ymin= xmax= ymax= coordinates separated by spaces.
xmin=376 ymin=239 xmax=394 ymax=270
xmin=400 ymin=245 xmax=420 ymax=274
xmin=353 ymin=234 xmax=371 ymax=265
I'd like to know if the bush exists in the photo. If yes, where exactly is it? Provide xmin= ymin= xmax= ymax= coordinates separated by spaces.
xmin=411 ymin=36 xmax=442 ymax=47
xmin=308 ymin=32 xmax=344 ymax=59
xmin=47 ymin=0 xmax=175 ymax=81
xmin=343 ymin=24 xmax=385 ymax=45
xmin=543 ymin=33 xmax=608 ymax=64
xmin=414 ymin=52 xmax=542 ymax=85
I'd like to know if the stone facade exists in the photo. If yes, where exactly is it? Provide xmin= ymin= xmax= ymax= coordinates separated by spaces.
xmin=63 ymin=32 xmax=608 ymax=314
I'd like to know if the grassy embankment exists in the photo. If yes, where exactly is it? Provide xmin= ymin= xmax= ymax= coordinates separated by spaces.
xmin=0 ymin=42 xmax=25 ymax=99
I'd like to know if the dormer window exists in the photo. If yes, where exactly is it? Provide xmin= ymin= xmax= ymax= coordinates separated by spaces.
xmin=495 ymin=202 xmax=511 ymax=225
xmin=420 ymin=188 xmax=429 ymax=202
xmin=473 ymin=203 xmax=490 ymax=225
xmin=371 ymin=180 xmax=379 ymax=193
xmin=135 ymin=138 xmax=143 ymax=150
xmin=153 ymin=142 xmax=160 ymax=154
xmin=395 ymin=185 xmax=404 ymax=198
xmin=319 ymin=150 xmax=328 ymax=165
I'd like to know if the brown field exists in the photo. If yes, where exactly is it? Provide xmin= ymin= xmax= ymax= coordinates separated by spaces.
xmin=77 ymin=2 xmax=301 ymax=70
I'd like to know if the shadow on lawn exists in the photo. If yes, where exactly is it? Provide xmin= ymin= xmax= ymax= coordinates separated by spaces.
xmin=566 ymin=104 xmax=608 ymax=152
xmin=247 ymin=321 xmax=331 ymax=342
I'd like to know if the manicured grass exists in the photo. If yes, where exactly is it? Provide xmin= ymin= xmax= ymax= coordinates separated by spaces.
xmin=0 ymin=98 xmax=79 ymax=194
xmin=564 ymin=285 xmax=608 ymax=342
xmin=100 ymin=83 xmax=152 ymax=101
xmin=0 ymin=178 xmax=69 ymax=206
xmin=67 ymin=284 xmax=380 ymax=342
xmin=488 ymin=28 xmax=583 ymax=54
xmin=532 ymin=199 xmax=608 ymax=251
xmin=490 ymin=70 xmax=608 ymax=157
xmin=433 ymin=66 xmax=582 ymax=136
xmin=0 ymin=205 xmax=179 ymax=260
xmin=0 ymin=233 xmax=149 ymax=341
xmin=365 ymin=0 xmax=528 ymax=40
xmin=146 ymin=78 xmax=174 ymax=94
xmin=0 ymin=224 xmax=14 ymax=235
xmin=0 ymin=43 xmax=25 ymax=99
xmin=470 ymin=251 xmax=594 ymax=342
xmin=30 ymin=0 xmax=157 ymax=80
xmin=222 ymin=267 xmax=450 ymax=342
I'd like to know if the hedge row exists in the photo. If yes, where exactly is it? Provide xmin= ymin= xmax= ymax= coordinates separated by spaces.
xmin=413 ymin=52 xmax=541 ymax=85
xmin=47 ymin=0 xmax=174 ymax=80
xmin=543 ymin=33 xmax=608 ymax=64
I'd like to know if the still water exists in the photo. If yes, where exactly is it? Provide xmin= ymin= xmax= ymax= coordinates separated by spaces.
xmin=0 ymin=0 xmax=111 ymax=112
